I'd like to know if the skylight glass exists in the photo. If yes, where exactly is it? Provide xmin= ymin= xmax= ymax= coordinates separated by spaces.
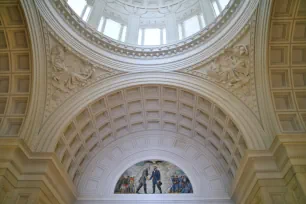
xmin=219 ymin=0 xmax=230 ymax=9
xmin=67 ymin=0 xmax=87 ymax=16
xmin=103 ymin=19 xmax=121 ymax=40
xmin=184 ymin=16 xmax=201 ymax=37
xmin=144 ymin=28 xmax=161 ymax=45
xmin=82 ymin=6 xmax=92 ymax=22
xmin=65 ymin=0 xmax=230 ymax=45
xmin=213 ymin=2 xmax=221 ymax=16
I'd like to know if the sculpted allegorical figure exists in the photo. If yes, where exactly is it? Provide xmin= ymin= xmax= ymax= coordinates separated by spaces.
xmin=50 ymin=45 xmax=95 ymax=92
xmin=207 ymin=44 xmax=250 ymax=88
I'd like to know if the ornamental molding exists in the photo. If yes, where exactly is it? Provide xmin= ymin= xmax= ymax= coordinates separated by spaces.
xmin=51 ymin=0 xmax=241 ymax=59
xmin=179 ymin=15 xmax=259 ymax=119
xmin=42 ymin=20 xmax=125 ymax=121
xmin=34 ymin=0 xmax=259 ymax=72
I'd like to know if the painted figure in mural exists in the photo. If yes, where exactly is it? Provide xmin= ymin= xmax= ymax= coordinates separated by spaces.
xmin=170 ymin=175 xmax=179 ymax=193
xmin=136 ymin=168 xmax=149 ymax=194
xmin=128 ymin=177 xmax=135 ymax=193
xmin=169 ymin=175 xmax=193 ymax=193
xmin=149 ymin=166 xmax=162 ymax=194
xmin=114 ymin=176 xmax=135 ymax=193
xmin=114 ymin=160 xmax=193 ymax=194
xmin=181 ymin=176 xmax=193 ymax=193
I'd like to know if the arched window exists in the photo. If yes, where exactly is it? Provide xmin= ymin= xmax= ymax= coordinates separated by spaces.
xmin=211 ymin=0 xmax=230 ymax=16
xmin=178 ymin=14 xmax=206 ymax=39
xmin=138 ymin=28 xmax=167 ymax=46
xmin=67 ymin=0 xmax=92 ymax=22
xmin=97 ymin=17 xmax=127 ymax=42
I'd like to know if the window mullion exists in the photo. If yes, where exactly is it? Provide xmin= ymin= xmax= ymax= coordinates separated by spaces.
xmin=119 ymin=24 xmax=124 ymax=41
xmin=197 ymin=14 xmax=203 ymax=29
xmin=181 ymin=23 xmax=186 ymax=38
xmin=80 ymin=5 xmax=88 ymax=19
xmin=141 ymin=28 xmax=145 ymax=45
xmin=216 ymin=0 xmax=223 ymax=13
xmin=101 ymin=18 xmax=107 ymax=33
xmin=160 ymin=28 xmax=163 ymax=45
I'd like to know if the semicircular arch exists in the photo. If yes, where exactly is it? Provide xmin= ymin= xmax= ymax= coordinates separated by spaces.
xmin=35 ymin=73 xmax=267 ymax=153
xmin=77 ymin=130 xmax=231 ymax=202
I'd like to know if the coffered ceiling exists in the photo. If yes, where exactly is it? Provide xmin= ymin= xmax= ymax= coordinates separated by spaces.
xmin=268 ymin=0 xmax=306 ymax=133
xmin=54 ymin=85 xmax=246 ymax=198
xmin=0 ymin=2 xmax=32 ymax=137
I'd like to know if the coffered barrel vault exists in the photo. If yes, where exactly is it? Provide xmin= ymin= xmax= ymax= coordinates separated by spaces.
xmin=0 ymin=2 xmax=32 ymax=137
xmin=53 ymin=85 xmax=248 ymax=188
xmin=268 ymin=0 xmax=306 ymax=133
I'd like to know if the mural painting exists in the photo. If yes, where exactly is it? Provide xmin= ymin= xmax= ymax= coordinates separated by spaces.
xmin=114 ymin=160 xmax=193 ymax=194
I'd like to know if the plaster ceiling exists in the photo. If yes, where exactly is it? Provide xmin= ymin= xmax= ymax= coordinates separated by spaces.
xmin=116 ymin=0 xmax=185 ymax=8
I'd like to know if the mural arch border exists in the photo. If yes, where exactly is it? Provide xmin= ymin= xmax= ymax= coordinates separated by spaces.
xmin=77 ymin=130 xmax=231 ymax=202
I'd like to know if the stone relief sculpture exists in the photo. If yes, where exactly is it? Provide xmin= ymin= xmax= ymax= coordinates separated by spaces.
xmin=207 ymin=45 xmax=250 ymax=90
xmin=51 ymin=45 xmax=95 ymax=93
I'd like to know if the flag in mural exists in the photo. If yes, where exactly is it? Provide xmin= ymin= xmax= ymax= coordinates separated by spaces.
xmin=114 ymin=160 xmax=193 ymax=194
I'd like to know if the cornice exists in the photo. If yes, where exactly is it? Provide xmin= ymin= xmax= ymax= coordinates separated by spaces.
xmin=231 ymin=134 xmax=306 ymax=203
xmin=33 ymin=0 xmax=259 ymax=72
xmin=0 ymin=139 xmax=77 ymax=203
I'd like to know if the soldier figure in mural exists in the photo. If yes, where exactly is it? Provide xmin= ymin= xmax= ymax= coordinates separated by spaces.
xmin=169 ymin=175 xmax=193 ymax=193
xmin=136 ymin=167 xmax=149 ymax=194
xmin=150 ymin=166 xmax=162 ymax=194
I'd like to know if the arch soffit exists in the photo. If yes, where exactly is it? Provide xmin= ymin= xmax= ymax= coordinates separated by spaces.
xmin=34 ymin=72 xmax=268 ymax=153
xmin=20 ymin=0 xmax=48 ymax=149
